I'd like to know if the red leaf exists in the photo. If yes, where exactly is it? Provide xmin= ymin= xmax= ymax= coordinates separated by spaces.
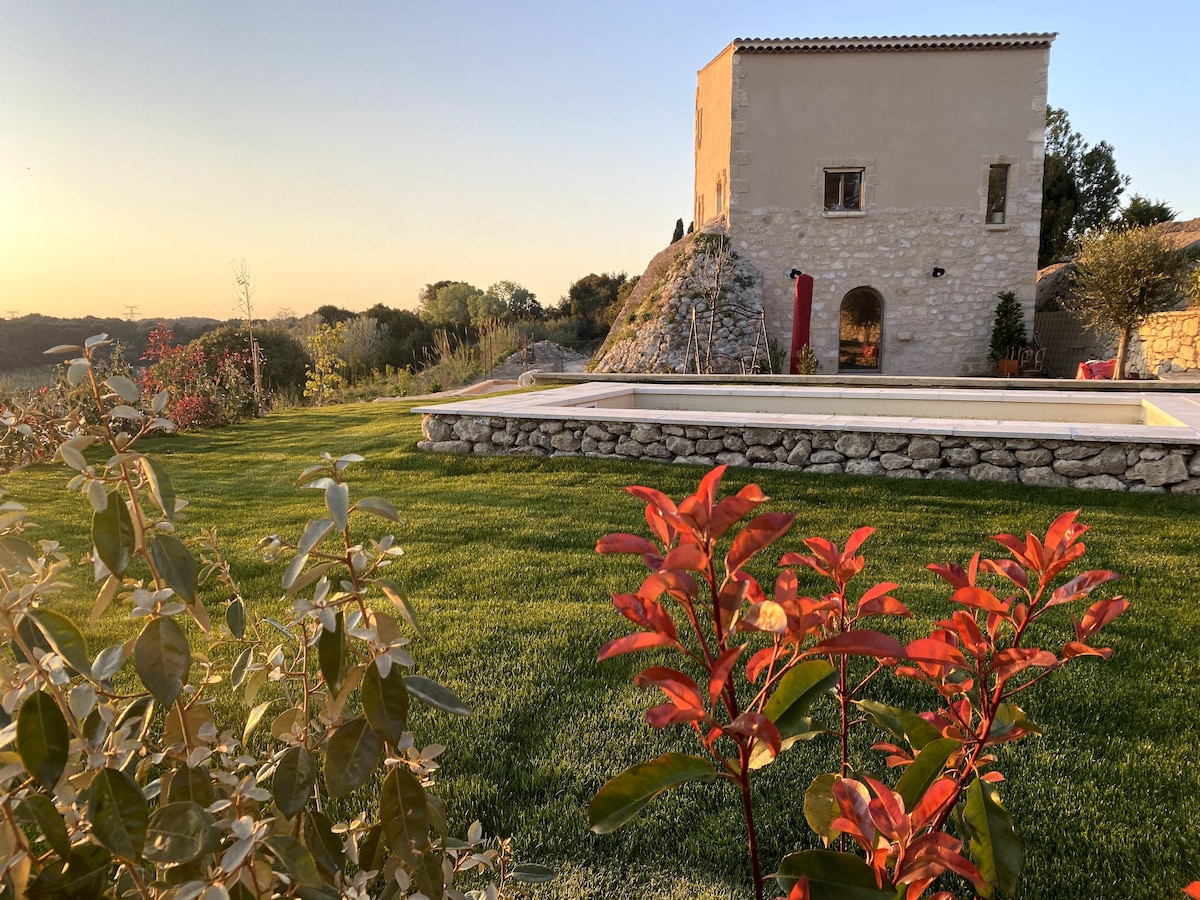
xmin=1183 ymin=882 xmax=1200 ymax=900
xmin=596 ymin=533 xmax=657 ymax=556
xmin=991 ymin=532 xmax=1035 ymax=569
xmin=787 ymin=877 xmax=811 ymax=900
xmin=1042 ymin=542 xmax=1087 ymax=583
xmin=950 ymin=585 xmax=1009 ymax=613
xmin=613 ymin=593 xmax=679 ymax=641
xmin=843 ymin=526 xmax=875 ymax=559
xmin=1074 ymin=596 xmax=1129 ymax=640
xmin=905 ymin=638 xmax=968 ymax=668
xmin=597 ymin=631 xmax=676 ymax=661
xmin=645 ymin=702 xmax=705 ymax=728
xmin=710 ymin=483 xmax=769 ymax=541
xmin=715 ymin=573 xmax=761 ymax=634
xmin=1048 ymin=569 xmax=1121 ymax=608
xmin=856 ymin=580 xmax=898 ymax=607
xmin=808 ymin=629 xmax=905 ymax=660
xmin=779 ymin=552 xmax=826 ymax=579
xmin=802 ymin=535 xmax=840 ymax=568
xmin=944 ymin=610 xmax=986 ymax=659
xmin=639 ymin=570 xmax=699 ymax=602
xmin=855 ymin=582 xmax=909 ymax=619
xmin=863 ymin=775 xmax=908 ymax=841
xmin=927 ymin=561 xmax=971 ymax=590
xmin=726 ymin=512 xmax=795 ymax=574
xmin=992 ymin=647 xmax=1058 ymax=679
xmin=909 ymin=776 xmax=959 ymax=830
xmin=745 ymin=646 xmax=780 ymax=683
xmin=1043 ymin=509 xmax=1086 ymax=555
xmin=695 ymin=464 xmax=727 ymax=512
xmin=901 ymin=832 xmax=986 ymax=893
xmin=856 ymin=595 xmax=913 ymax=619
xmin=662 ymin=543 xmax=710 ymax=572
xmin=634 ymin=666 xmax=706 ymax=713
xmin=831 ymin=778 xmax=876 ymax=846
xmin=677 ymin=494 xmax=708 ymax=533
xmin=645 ymin=505 xmax=673 ymax=547
xmin=875 ymin=742 xmax=914 ymax=768
xmin=708 ymin=646 xmax=745 ymax=707
xmin=625 ymin=484 xmax=678 ymax=517
xmin=774 ymin=569 xmax=798 ymax=605
xmin=979 ymin=557 xmax=1029 ymax=590
xmin=725 ymin=711 xmax=782 ymax=760
xmin=1062 ymin=641 xmax=1113 ymax=660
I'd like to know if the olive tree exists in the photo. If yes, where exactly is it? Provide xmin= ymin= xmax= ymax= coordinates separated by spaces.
xmin=1067 ymin=226 xmax=1191 ymax=377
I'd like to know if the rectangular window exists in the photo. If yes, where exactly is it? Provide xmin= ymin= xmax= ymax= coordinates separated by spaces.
xmin=987 ymin=164 xmax=1009 ymax=224
xmin=824 ymin=169 xmax=863 ymax=212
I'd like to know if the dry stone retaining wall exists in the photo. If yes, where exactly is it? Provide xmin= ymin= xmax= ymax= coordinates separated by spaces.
xmin=1129 ymin=309 xmax=1200 ymax=378
xmin=419 ymin=413 xmax=1200 ymax=494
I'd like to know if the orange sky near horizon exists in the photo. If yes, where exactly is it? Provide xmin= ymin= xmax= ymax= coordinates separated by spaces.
xmin=2 ymin=1 xmax=1196 ymax=323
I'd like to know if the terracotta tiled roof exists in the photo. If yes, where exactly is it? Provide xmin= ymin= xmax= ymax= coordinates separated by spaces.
xmin=731 ymin=34 xmax=1056 ymax=54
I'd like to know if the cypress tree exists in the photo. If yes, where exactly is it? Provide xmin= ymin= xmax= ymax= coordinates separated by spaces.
xmin=988 ymin=291 xmax=1028 ymax=363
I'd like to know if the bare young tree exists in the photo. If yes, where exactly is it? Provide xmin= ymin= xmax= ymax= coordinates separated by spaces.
xmin=695 ymin=234 xmax=737 ymax=373
xmin=232 ymin=259 xmax=264 ymax=412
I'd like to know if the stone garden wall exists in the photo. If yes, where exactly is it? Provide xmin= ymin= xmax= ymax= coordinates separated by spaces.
xmin=419 ymin=413 xmax=1200 ymax=495
xmin=1129 ymin=309 xmax=1200 ymax=378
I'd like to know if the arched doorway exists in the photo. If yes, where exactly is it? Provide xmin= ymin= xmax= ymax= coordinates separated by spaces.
xmin=838 ymin=288 xmax=883 ymax=372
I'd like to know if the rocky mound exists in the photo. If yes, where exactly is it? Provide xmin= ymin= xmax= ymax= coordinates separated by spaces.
xmin=593 ymin=231 xmax=767 ymax=374
xmin=487 ymin=341 xmax=587 ymax=379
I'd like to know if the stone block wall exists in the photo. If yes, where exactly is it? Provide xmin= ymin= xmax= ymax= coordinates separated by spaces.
xmin=419 ymin=413 xmax=1200 ymax=495
xmin=1128 ymin=309 xmax=1200 ymax=378
xmin=732 ymin=206 xmax=1039 ymax=377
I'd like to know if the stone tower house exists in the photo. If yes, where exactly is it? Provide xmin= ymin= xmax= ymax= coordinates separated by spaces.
xmin=694 ymin=34 xmax=1054 ymax=376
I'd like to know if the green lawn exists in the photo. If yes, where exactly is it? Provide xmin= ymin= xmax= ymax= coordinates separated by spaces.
xmin=5 ymin=401 xmax=1200 ymax=898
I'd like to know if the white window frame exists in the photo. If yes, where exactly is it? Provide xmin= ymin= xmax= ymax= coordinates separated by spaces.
xmin=816 ymin=159 xmax=874 ymax=218
xmin=987 ymin=164 xmax=1010 ymax=225
xmin=981 ymin=155 xmax=1019 ymax=230
xmin=824 ymin=169 xmax=864 ymax=212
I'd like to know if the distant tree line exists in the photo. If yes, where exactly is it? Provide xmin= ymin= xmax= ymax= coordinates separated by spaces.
xmin=0 ymin=315 xmax=219 ymax=372
xmin=1 ymin=266 xmax=639 ymax=401
xmin=415 ymin=272 xmax=637 ymax=345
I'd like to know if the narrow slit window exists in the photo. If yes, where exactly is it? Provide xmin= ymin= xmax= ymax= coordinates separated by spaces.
xmin=824 ymin=169 xmax=863 ymax=212
xmin=987 ymin=164 xmax=1009 ymax=224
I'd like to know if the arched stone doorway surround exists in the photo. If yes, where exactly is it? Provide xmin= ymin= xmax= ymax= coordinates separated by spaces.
xmin=838 ymin=287 xmax=884 ymax=373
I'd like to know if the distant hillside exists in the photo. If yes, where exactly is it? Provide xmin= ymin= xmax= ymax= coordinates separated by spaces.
xmin=0 ymin=315 xmax=226 ymax=372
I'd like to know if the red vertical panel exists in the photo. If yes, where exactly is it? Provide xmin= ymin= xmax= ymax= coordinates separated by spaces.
xmin=789 ymin=274 xmax=814 ymax=374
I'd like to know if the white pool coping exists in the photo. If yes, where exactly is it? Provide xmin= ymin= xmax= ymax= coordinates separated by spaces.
xmin=414 ymin=383 xmax=1200 ymax=445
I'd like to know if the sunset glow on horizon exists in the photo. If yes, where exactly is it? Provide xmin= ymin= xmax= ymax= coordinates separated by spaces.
xmin=2 ymin=0 xmax=1196 ymax=322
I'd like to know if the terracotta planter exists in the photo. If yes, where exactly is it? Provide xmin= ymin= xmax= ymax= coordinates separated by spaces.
xmin=998 ymin=359 xmax=1019 ymax=377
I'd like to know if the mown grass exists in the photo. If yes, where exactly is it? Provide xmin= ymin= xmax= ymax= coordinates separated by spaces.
xmin=4 ymin=401 xmax=1200 ymax=898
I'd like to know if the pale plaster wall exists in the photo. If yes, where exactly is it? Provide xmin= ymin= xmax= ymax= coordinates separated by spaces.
xmin=694 ymin=46 xmax=735 ymax=230
xmin=697 ymin=42 xmax=1049 ymax=375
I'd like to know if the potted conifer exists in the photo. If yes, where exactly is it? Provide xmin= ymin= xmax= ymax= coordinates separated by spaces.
xmin=988 ymin=290 xmax=1028 ymax=376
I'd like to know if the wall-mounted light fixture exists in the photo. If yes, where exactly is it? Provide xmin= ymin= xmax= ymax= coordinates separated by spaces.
xmin=931 ymin=266 xmax=946 ymax=278
xmin=788 ymin=268 xmax=803 ymax=279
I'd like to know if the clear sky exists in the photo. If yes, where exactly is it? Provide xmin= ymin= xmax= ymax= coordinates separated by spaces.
xmin=1 ymin=0 xmax=1196 ymax=321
